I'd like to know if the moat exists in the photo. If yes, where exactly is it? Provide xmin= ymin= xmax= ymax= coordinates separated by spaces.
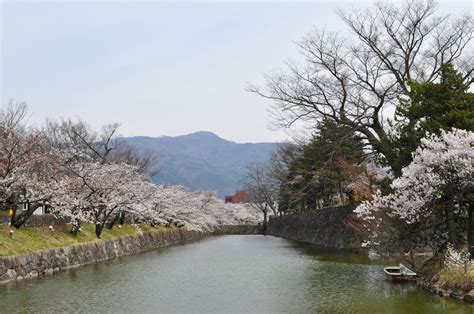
xmin=0 ymin=235 xmax=471 ymax=313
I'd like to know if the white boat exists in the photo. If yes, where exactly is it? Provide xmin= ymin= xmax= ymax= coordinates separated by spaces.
xmin=384 ymin=263 xmax=417 ymax=282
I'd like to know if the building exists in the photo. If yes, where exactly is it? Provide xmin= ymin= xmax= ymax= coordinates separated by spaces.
xmin=21 ymin=202 xmax=47 ymax=215
xmin=224 ymin=190 xmax=248 ymax=204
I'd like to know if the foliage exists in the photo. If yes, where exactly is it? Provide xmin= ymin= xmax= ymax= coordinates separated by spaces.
xmin=355 ymin=129 xmax=474 ymax=257
xmin=383 ymin=63 xmax=474 ymax=174
xmin=0 ymin=103 xmax=264 ymax=238
xmin=280 ymin=119 xmax=372 ymax=211
xmin=251 ymin=0 xmax=473 ymax=174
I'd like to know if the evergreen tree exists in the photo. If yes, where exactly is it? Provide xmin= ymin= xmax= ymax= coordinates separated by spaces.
xmin=384 ymin=64 xmax=474 ymax=175
xmin=281 ymin=119 xmax=365 ymax=211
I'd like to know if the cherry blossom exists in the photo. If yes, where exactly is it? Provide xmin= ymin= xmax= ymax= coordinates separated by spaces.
xmin=355 ymin=129 xmax=474 ymax=251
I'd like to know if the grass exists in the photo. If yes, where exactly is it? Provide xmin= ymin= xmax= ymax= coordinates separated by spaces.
xmin=0 ymin=223 xmax=173 ymax=258
xmin=437 ymin=265 xmax=474 ymax=293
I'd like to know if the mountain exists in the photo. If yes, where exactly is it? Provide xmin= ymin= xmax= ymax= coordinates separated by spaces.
xmin=125 ymin=131 xmax=277 ymax=198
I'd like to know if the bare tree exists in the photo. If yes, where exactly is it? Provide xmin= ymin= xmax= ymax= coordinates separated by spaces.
xmin=44 ymin=119 xmax=119 ymax=163
xmin=267 ymin=143 xmax=300 ymax=213
xmin=250 ymin=0 xmax=473 ymax=175
xmin=243 ymin=163 xmax=279 ymax=227
xmin=44 ymin=119 xmax=159 ymax=176
xmin=0 ymin=101 xmax=31 ymax=181
xmin=268 ymin=143 xmax=299 ymax=187
xmin=110 ymin=142 xmax=160 ymax=178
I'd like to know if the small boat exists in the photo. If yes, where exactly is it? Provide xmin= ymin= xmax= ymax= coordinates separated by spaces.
xmin=384 ymin=263 xmax=417 ymax=282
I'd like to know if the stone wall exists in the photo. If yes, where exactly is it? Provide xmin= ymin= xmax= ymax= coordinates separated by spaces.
xmin=0 ymin=225 xmax=264 ymax=284
xmin=0 ymin=229 xmax=205 ymax=284
xmin=265 ymin=204 xmax=365 ymax=252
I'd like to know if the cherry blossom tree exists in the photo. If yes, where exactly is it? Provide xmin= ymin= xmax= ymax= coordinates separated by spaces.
xmin=2 ymin=102 xmax=264 ymax=236
xmin=52 ymin=159 xmax=151 ymax=238
xmin=46 ymin=159 xmax=263 ymax=237
xmin=355 ymin=129 xmax=474 ymax=258
xmin=0 ymin=102 xmax=66 ymax=227
xmin=143 ymin=186 xmax=263 ymax=232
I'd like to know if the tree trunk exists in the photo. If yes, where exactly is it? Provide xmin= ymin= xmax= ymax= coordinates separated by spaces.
xmin=468 ymin=204 xmax=474 ymax=257
xmin=408 ymin=246 xmax=416 ymax=271
xmin=70 ymin=221 xmax=81 ymax=236
xmin=12 ymin=203 xmax=41 ymax=229
xmin=118 ymin=212 xmax=126 ymax=225
xmin=360 ymin=126 xmax=401 ymax=177
xmin=106 ymin=213 xmax=119 ymax=229
xmin=95 ymin=223 xmax=104 ymax=238
xmin=338 ymin=183 xmax=344 ymax=205
xmin=446 ymin=208 xmax=457 ymax=245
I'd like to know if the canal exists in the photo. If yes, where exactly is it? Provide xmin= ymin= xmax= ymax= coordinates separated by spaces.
xmin=0 ymin=235 xmax=471 ymax=313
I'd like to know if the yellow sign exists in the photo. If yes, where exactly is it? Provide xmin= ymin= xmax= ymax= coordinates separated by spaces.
xmin=8 ymin=208 xmax=13 ymax=216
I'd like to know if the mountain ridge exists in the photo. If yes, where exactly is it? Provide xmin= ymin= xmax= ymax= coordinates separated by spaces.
xmin=124 ymin=131 xmax=277 ymax=198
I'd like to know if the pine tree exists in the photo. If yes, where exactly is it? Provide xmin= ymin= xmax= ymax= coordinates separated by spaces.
xmin=281 ymin=119 xmax=365 ymax=211
xmin=383 ymin=63 xmax=474 ymax=175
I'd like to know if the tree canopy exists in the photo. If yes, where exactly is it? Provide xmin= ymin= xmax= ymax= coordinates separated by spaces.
xmin=251 ymin=0 xmax=473 ymax=175
xmin=1 ymin=102 xmax=264 ymax=237
xmin=356 ymin=129 xmax=474 ymax=258
xmin=279 ymin=119 xmax=369 ymax=211
xmin=384 ymin=63 xmax=474 ymax=173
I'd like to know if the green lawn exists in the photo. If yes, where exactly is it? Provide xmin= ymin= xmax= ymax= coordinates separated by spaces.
xmin=0 ymin=223 xmax=173 ymax=257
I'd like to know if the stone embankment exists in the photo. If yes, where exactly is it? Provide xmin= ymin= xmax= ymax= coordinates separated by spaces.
xmin=418 ymin=282 xmax=474 ymax=304
xmin=0 ymin=225 xmax=262 ymax=284
xmin=265 ymin=204 xmax=365 ymax=252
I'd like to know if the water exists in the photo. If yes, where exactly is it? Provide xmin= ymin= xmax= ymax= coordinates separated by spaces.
xmin=0 ymin=235 xmax=472 ymax=313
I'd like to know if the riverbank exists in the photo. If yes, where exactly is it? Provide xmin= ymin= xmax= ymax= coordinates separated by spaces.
xmin=417 ymin=263 xmax=474 ymax=304
xmin=411 ymin=248 xmax=474 ymax=304
xmin=0 ymin=223 xmax=164 ymax=257
xmin=418 ymin=282 xmax=474 ymax=304
xmin=0 ymin=224 xmax=262 ymax=284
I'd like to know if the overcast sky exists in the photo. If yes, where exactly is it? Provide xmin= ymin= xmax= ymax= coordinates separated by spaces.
xmin=1 ymin=0 xmax=472 ymax=143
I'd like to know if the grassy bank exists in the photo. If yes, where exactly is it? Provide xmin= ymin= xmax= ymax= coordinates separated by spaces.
xmin=436 ymin=265 xmax=474 ymax=293
xmin=0 ymin=224 xmax=171 ymax=257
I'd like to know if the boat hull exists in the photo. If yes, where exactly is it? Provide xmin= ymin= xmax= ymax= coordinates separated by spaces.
xmin=384 ymin=273 xmax=417 ymax=282
xmin=384 ymin=266 xmax=417 ymax=282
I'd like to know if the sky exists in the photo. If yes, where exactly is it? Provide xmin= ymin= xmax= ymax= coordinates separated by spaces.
xmin=1 ymin=0 xmax=472 ymax=143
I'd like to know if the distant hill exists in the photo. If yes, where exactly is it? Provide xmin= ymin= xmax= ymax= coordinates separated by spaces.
xmin=125 ymin=131 xmax=277 ymax=198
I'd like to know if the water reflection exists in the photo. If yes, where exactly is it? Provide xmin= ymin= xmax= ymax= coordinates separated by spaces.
xmin=0 ymin=235 xmax=471 ymax=313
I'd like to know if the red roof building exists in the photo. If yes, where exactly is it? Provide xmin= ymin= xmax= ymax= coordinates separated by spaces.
xmin=224 ymin=190 xmax=248 ymax=204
